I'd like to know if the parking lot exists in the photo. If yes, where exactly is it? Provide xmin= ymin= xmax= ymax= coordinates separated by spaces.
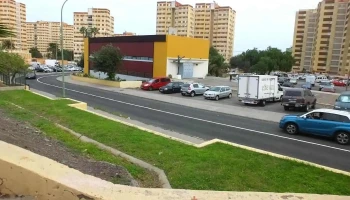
xmin=136 ymin=88 xmax=334 ymax=115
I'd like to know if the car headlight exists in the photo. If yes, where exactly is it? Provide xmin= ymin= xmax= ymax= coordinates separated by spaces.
xmin=144 ymin=84 xmax=149 ymax=86
xmin=164 ymin=88 xmax=168 ymax=90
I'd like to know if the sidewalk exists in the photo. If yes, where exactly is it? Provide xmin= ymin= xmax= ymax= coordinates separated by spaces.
xmin=56 ymin=76 xmax=285 ymax=123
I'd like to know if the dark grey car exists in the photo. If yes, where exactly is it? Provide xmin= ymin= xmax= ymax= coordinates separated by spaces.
xmin=281 ymin=88 xmax=317 ymax=112
xmin=334 ymin=91 xmax=350 ymax=111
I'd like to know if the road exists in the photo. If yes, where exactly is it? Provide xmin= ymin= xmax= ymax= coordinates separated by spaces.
xmin=26 ymin=74 xmax=350 ymax=171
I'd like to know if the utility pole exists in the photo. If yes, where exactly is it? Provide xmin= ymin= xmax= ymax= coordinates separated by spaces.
xmin=177 ymin=55 xmax=185 ymax=75
xmin=55 ymin=43 xmax=58 ymax=60
xmin=346 ymin=70 xmax=350 ymax=91
xmin=61 ymin=0 xmax=69 ymax=98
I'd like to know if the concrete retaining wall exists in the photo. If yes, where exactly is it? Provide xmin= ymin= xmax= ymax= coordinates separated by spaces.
xmin=0 ymin=86 xmax=25 ymax=91
xmin=1 ymin=141 xmax=347 ymax=200
xmin=71 ymin=75 xmax=142 ymax=89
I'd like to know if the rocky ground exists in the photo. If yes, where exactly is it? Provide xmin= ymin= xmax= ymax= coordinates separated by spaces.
xmin=0 ymin=109 xmax=138 ymax=199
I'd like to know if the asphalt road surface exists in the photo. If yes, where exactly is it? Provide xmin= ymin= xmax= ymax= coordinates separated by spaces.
xmin=26 ymin=74 xmax=350 ymax=171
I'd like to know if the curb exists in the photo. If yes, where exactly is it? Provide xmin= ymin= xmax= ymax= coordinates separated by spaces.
xmin=55 ymin=124 xmax=172 ymax=189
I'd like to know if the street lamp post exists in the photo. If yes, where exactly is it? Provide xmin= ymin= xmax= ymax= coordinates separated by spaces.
xmin=61 ymin=0 xmax=69 ymax=98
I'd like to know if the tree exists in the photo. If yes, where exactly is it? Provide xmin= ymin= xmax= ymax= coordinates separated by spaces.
xmin=0 ymin=23 xmax=14 ymax=38
xmin=47 ymin=43 xmax=58 ymax=59
xmin=78 ymin=54 xmax=84 ymax=68
xmin=91 ymin=44 xmax=123 ymax=80
xmin=2 ymin=40 xmax=15 ymax=50
xmin=29 ymin=47 xmax=43 ymax=58
xmin=0 ymin=51 xmax=27 ymax=84
xmin=208 ymin=47 xmax=228 ymax=77
xmin=229 ymin=47 xmax=295 ymax=74
xmin=80 ymin=27 xmax=87 ymax=38
xmin=57 ymin=49 xmax=74 ymax=61
xmin=90 ymin=27 xmax=99 ymax=37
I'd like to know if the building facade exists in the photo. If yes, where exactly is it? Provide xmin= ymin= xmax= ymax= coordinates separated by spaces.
xmin=26 ymin=21 xmax=74 ymax=57
xmin=0 ymin=0 xmax=27 ymax=51
xmin=84 ymin=35 xmax=209 ymax=79
xmin=292 ymin=0 xmax=350 ymax=75
xmin=156 ymin=1 xmax=195 ymax=37
xmin=73 ymin=8 xmax=114 ymax=61
xmin=156 ymin=1 xmax=235 ymax=62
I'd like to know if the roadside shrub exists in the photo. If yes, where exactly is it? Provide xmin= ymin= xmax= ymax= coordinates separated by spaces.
xmin=168 ymin=74 xmax=173 ymax=79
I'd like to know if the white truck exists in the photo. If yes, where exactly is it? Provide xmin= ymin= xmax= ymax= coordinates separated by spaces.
xmin=45 ymin=59 xmax=59 ymax=67
xmin=238 ymin=75 xmax=283 ymax=107
xmin=305 ymin=75 xmax=316 ymax=87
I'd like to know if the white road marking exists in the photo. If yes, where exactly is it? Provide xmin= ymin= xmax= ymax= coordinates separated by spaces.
xmin=36 ymin=75 xmax=350 ymax=153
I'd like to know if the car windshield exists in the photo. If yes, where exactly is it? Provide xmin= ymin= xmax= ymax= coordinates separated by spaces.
xmin=166 ymin=83 xmax=173 ymax=87
xmin=209 ymin=87 xmax=221 ymax=91
xmin=338 ymin=95 xmax=350 ymax=103
xmin=285 ymin=90 xmax=302 ymax=96
xmin=148 ymin=79 xmax=155 ymax=83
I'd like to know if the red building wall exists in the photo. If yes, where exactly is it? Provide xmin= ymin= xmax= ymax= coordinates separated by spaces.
xmin=89 ymin=42 xmax=154 ymax=78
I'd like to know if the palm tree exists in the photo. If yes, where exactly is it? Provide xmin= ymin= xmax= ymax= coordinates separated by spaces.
xmin=0 ymin=23 xmax=14 ymax=38
xmin=47 ymin=43 xmax=58 ymax=59
xmin=90 ymin=27 xmax=99 ymax=37
xmin=79 ymin=27 xmax=87 ymax=37
xmin=2 ymin=39 xmax=15 ymax=50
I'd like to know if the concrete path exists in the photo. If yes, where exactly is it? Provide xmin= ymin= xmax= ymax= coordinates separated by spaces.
xmin=56 ymin=76 xmax=285 ymax=123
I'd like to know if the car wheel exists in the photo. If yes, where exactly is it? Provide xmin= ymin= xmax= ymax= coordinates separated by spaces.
xmin=190 ymin=91 xmax=195 ymax=97
xmin=285 ymin=123 xmax=299 ymax=135
xmin=149 ymin=87 xmax=153 ymax=91
xmin=304 ymin=104 xmax=310 ymax=112
xmin=228 ymin=93 xmax=232 ymax=99
xmin=335 ymin=131 xmax=349 ymax=145
xmin=284 ymin=106 xmax=289 ymax=111
xmin=215 ymin=96 xmax=219 ymax=101
xmin=260 ymin=100 xmax=266 ymax=107
xmin=181 ymin=93 xmax=185 ymax=96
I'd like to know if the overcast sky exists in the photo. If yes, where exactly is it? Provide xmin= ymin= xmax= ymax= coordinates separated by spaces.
xmin=20 ymin=0 xmax=321 ymax=55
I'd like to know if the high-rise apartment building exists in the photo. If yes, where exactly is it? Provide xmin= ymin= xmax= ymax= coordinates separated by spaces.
xmin=156 ymin=1 xmax=235 ymax=62
xmin=292 ymin=0 xmax=350 ymax=75
xmin=292 ymin=9 xmax=317 ymax=72
xmin=156 ymin=1 xmax=195 ymax=37
xmin=26 ymin=21 xmax=74 ymax=57
xmin=73 ymin=8 xmax=114 ymax=60
xmin=194 ymin=2 xmax=235 ymax=62
xmin=0 ymin=0 xmax=27 ymax=51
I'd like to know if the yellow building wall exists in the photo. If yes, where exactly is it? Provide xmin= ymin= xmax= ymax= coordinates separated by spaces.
xmin=166 ymin=35 xmax=210 ymax=59
xmin=83 ymin=38 xmax=89 ymax=75
xmin=153 ymin=42 xmax=167 ymax=77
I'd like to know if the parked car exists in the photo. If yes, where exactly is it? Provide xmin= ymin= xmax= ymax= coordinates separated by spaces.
xmin=333 ymin=79 xmax=347 ymax=87
xmin=278 ymin=77 xmax=289 ymax=84
xmin=159 ymin=82 xmax=184 ymax=94
xmin=334 ymin=91 xmax=350 ymax=111
xmin=279 ymin=109 xmax=350 ymax=145
xmin=281 ymin=88 xmax=317 ymax=111
xmin=289 ymin=78 xmax=298 ymax=85
xmin=321 ymin=85 xmax=336 ymax=93
xmin=301 ymin=82 xmax=312 ymax=90
xmin=204 ymin=86 xmax=232 ymax=101
xmin=181 ymin=83 xmax=209 ymax=97
xmin=319 ymin=81 xmax=334 ymax=91
xmin=141 ymin=77 xmax=171 ymax=91
xmin=282 ymin=82 xmax=294 ymax=88
xmin=42 ymin=66 xmax=53 ymax=73
xmin=25 ymin=71 xmax=36 ymax=79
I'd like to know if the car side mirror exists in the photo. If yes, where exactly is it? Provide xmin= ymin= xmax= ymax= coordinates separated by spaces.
xmin=335 ymin=99 xmax=338 ymax=102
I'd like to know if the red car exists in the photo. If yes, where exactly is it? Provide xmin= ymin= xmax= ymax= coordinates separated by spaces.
xmin=141 ymin=77 xmax=171 ymax=91
xmin=332 ymin=80 xmax=346 ymax=87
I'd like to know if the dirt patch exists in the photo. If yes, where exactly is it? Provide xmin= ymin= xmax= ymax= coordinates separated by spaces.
xmin=0 ymin=83 xmax=6 ymax=87
xmin=0 ymin=110 xmax=138 ymax=187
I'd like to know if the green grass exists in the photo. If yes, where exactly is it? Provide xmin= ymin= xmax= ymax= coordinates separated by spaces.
xmin=1 ymin=90 xmax=350 ymax=195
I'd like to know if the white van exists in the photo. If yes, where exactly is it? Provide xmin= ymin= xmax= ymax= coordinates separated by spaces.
xmin=316 ymin=75 xmax=328 ymax=83
xmin=306 ymin=75 xmax=316 ymax=87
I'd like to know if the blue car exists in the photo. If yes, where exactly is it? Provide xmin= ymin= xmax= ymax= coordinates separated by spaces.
xmin=279 ymin=109 xmax=350 ymax=145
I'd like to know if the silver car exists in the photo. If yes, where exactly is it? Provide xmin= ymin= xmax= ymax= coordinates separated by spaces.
xmin=181 ymin=83 xmax=209 ymax=97
xmin=204 ymin=86 xmax=232 ymax=101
